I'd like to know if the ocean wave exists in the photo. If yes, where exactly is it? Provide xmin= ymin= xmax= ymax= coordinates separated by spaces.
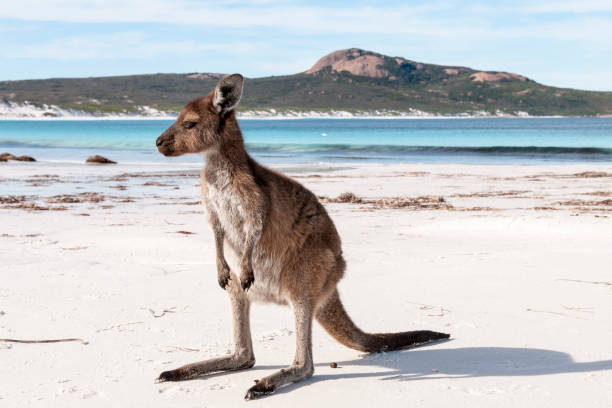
xmin=3 ymin=138 xmax=612 ymax=157
xmin=246 ymin=144 xmax=612 ymax=156
xmin=0 ymin=140 xmax=44 ymax=147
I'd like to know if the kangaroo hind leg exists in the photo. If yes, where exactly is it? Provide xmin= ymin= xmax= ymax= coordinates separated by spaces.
xmin=156 ymin=275 xmax=255 ymax=382
xmin=244 ymin=299 xmax=314 ymax=399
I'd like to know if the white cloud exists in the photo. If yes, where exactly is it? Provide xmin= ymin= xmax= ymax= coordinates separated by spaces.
xmin=523 ymin=0 xmax=612 ymax=14
xmin=1 ymin=0 xmax=609 ymax=41
xmin=0 ymin=32 xmax=264 ymax=60
xmin=1 ymin=1 xmax=611 ymax=89
xmin=0 ymin=1 xmax=450 ymax=36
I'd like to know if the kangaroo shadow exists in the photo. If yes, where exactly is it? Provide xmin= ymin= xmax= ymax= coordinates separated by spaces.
xmin=274 ymin=344 xmax=612 ymax=395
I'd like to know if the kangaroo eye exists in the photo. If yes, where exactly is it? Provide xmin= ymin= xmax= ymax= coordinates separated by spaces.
xmin=183 ymin=121 xmax=197 ymax=129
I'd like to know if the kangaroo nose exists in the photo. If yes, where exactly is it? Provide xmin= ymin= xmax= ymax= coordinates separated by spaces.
xmin=156 ymin=136 xmax=164 ymax=147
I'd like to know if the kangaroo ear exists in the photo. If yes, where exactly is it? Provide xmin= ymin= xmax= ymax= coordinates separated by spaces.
xmin=213 ymin=74 xmax=243 ymax=115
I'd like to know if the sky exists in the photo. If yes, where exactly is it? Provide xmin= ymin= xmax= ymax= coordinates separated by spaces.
xmin=1 ymin=0 xmax=611 ymax=91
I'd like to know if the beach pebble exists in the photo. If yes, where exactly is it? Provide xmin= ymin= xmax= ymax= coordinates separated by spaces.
xmin=86 ymin=155 xmax=116 ymax=164
xmin=330 ymin=362 xmax=338 ymax=368
xmin=16 ymin=155 xmax=36 ymax=161
xmin=0 ymin=153 xmax=36 ymax=162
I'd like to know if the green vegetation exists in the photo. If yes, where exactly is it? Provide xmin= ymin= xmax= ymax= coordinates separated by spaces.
xmin=1 ymin=50 xmax=611 ymax=116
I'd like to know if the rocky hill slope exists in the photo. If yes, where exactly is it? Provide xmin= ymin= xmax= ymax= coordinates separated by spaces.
xmin=1 ymin=48 xmax=611 ymax=117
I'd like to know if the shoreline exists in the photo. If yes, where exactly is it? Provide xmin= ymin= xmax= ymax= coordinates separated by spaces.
xmin=2 ymin=160 xmax=612 ymax=195
xmin=0 ymin=102 xmax=594 ymax=121
xmin=4 ymin=159 xmax=612 ymax=172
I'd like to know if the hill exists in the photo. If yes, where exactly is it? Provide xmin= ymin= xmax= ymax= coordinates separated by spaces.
xmin=1 ymin=48 xmax=611 ymax=117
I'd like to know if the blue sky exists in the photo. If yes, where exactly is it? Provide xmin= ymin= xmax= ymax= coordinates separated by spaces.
xmin=1 ymin=0 xmax=611 ymax=91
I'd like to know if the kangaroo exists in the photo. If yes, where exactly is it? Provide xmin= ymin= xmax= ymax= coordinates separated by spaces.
xmin=155 ymin=74 xmax=450 ymax=399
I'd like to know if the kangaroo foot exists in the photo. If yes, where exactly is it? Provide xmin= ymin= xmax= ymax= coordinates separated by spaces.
xmin=156 ymin=367 xmax=192 ymax=383
xmin=244 ymin=364 xmax=313 ymax=400
xmin=156 ymin=354 xmax=255 ymax=384
xmin=244 ymin=379 xmax=276 ymax=400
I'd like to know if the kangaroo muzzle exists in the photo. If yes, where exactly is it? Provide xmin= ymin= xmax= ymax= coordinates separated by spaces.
xmin=156 ymin=128 xmax=176 ymax=156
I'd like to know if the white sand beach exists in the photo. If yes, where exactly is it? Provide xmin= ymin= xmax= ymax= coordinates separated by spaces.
xmin=1 ymin=162 xmax=611 ymax=407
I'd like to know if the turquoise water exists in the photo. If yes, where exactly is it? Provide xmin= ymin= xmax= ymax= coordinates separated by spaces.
xmin=1 ymin=118 xmax=612 ymax=164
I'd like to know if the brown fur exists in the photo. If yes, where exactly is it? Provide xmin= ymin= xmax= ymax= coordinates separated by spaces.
xmin=155 ymin=74 xmax=449 ymax=399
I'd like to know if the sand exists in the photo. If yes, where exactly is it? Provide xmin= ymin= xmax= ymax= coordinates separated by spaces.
xmin=1 ymin=161 xmax=611 ymax=407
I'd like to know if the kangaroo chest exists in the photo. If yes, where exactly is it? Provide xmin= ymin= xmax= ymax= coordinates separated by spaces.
xmin=201 ymin=166 xmax=285 ymax=303
xmin=202 ymin=165 xmax=247 ymax=254
xmin=206 ymin=181 xmax=247 ymax=250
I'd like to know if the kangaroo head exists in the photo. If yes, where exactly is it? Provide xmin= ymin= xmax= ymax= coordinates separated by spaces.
xmin=156 ymin=73 xmax=244 ymax=157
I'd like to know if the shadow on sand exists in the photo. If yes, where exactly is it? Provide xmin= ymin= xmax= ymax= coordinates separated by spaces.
xmin=174 ymin=344 xmax=612 ymax=396
xmin=272 ymin=345 xmax=612 ymax=395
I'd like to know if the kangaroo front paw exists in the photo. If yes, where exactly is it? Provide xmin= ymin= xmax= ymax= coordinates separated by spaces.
xmin=244 ymin=380 xmax=276 ymax=400
xmin=217 ymin=260 xmax=231 ymax=290
xmin=218 ymin=270 xmax=230 ymax=290
xmin=240 ymin=269 xmax=255 ymax=291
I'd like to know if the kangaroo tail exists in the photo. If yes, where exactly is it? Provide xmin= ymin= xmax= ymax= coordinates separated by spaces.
xmin=316 ymin=289 xmax=450 ymax=353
